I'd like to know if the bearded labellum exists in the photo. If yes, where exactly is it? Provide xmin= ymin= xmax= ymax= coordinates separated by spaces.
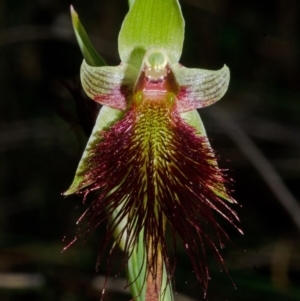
xmin=64 ymin=1 xmax=242 ymax=300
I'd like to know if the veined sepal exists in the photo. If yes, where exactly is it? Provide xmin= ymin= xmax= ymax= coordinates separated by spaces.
xmin=79 ymin=48 xmax=230 ymax=113
xmin=118 ymin=0 xmax=184 ymax=68
xmin=63 ymin=105 xmax=125 ymax=195
xmin=174 ymin=64 xmax=230 ymax=112
xmin=80 ymin=60 xmax=139 ymax=110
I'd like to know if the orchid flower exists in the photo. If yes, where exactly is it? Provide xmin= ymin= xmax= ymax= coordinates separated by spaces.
xmin=64 ymin=0 xmax=242 ymax=300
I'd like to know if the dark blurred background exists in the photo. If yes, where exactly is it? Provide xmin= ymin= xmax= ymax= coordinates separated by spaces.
xmin=0 ymin=0 xmax=299 ymax=300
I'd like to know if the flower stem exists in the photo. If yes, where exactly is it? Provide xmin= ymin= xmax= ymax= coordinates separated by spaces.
xmin=145 ymin=214 xmax=167 ymax=301
xmin=145 ymin=239 xmax=163 ymax=301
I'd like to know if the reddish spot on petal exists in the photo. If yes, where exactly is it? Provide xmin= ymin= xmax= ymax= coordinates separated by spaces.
xmin=94 ymin=85 xmax=132 ymax=110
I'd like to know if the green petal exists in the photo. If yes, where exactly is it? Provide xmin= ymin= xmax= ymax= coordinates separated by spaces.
xmin=110 ymin=209 xmax=147 ymax=300
xmin=160 ymin=264 xmax=174 ymax=301
xmin=70 ymin=6 xmax=106 ymax=67
xmin=63 ymin=105 xmax=124 ymax=195
xmin=174 ymin=64 xmax=230 ymax=112
xmin=181 ymin=110 xmax=234 ymax=203
xmin=127 ymin=231 xmax=146 ymax=301
xmin=80 ymin=60 xmax=138 ymax=109
xmin=118 ymin=0 xmax=184 ymax=68
xmin=180 ymin=109 xmax=207 ymax=136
